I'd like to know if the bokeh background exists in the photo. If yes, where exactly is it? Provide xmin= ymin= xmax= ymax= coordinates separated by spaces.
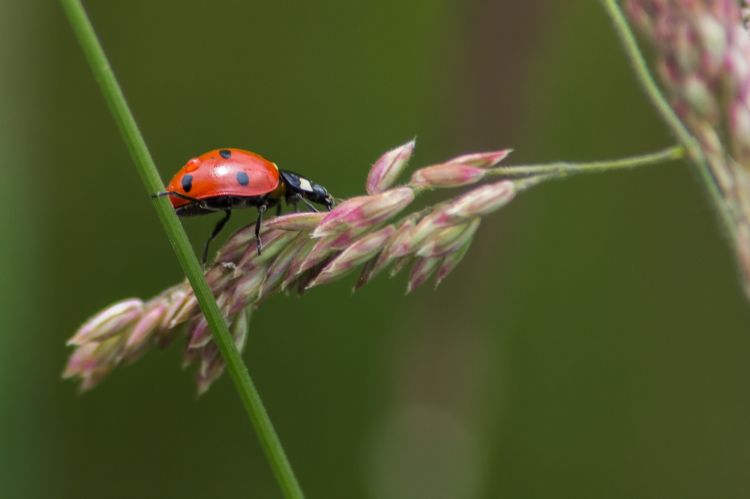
xmin=4 ymin=1 xmax=750 ymax=498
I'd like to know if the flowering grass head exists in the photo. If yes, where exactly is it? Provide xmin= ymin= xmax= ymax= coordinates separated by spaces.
xmin=63 ymin=140 xmax=551 ymax=393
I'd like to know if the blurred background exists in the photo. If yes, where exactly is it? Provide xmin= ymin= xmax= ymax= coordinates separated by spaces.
xmin=4 ymin=0 xmax=750 ymax=498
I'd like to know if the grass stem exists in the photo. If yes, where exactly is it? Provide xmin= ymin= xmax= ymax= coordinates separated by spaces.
xmin=489 ymin=145 xmax=683 ymax=179
xmin=59 ymin=2 xmax=304 ymax=497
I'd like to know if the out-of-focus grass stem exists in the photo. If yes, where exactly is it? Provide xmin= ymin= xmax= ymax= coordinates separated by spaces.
xmin=601 ymin=0 xmax=736 ymax=241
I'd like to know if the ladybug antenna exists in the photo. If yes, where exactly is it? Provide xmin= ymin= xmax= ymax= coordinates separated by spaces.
xmin=298 ymin=197 xmax=321 ymax=213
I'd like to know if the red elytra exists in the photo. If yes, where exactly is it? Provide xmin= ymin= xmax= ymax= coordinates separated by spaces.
xmin=165 ymin=148 xmax=281 ymax=209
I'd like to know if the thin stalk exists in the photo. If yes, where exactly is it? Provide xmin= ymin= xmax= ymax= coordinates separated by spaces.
xmin=600 ymin=0 xmax=736 ymax=240
xmin=488 ymin=144 xmax=683 ymax=179
xmin=59 ymin=2 xmax=304 ymax=498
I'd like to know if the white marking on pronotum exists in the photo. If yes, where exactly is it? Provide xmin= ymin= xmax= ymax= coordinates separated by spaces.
xmin=298 ymin=177 xmax=314 ymax=192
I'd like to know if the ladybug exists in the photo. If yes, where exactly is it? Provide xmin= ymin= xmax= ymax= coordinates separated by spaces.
xmin=154 ymin=148 xmax=334 ymax=263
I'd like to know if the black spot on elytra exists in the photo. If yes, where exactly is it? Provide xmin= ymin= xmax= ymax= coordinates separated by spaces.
xmin=219 ymin=149 xmax=232 ymax=159
xmin=182 ymin=174 xmax=193 ymax=192
xmin=236 ymin=171 xmax=250 ymax=186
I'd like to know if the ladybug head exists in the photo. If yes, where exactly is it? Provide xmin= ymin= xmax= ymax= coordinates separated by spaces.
xmin=310 ymin=183 xmax=335 ymax=210
xmin=280 ymin=170 xmax=335 ymax=210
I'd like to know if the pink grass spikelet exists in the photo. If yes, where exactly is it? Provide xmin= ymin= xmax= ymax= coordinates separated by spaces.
xmin=307 ymin=225 xmax=396 ymax=289
xmin=386 ymin=214 xmax=436 ymax=258
xmin=434 ymin=238 xmax=474 ymax=289
xmin=157 ymin=286 xmax=190 ymax=329
xmin=262 ymin=212 xmax=327 ymax=232
xmin=62 ymin=343 xmax=99 ymax=379
xmin=366 ymin=139 xmax=415 ymax=195
xmin=442 ymin=179 xmax=516 ymax=219
xmin=296 ymin=235 xmax=340 ymax=274
xmin=278 ymin=239 xmax=320 ymax=294
xmin=187 ymin=317 xmax=213 ymax=350
xmin=409 ymin=164 xmax=487 ymax=189
xmin=309 ymin=196 xmax=370 ymax=238
xmin=258 ymin=236 xmax=308 ymax=298
xmin=122 ymin=303 xmax=167 ymax=363
xmin=227 ymin=266 xmax=267 ymax=311
xmin=67 ymin=298 xmax=143 ymax=346
xmin=167 ymin=291 xmax=198 ymax=329
xmin=443 ymin=149 xmax=512 ymax=168
xmin=406 ymin=256 xmax=441 ymax=294
xmin=365 ymin=215 xmax=419 ymax=280
xmin=312 ymin=187 xmax=415 ymax=238
xmin=417 ymin=218 xmax=481 ymax=258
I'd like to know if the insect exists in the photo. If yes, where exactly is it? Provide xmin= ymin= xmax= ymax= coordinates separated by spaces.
xmin=154 ymin=148 xmax=334 ymax=264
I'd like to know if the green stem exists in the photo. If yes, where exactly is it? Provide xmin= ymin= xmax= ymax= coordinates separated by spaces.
xmin=59 ymin=2 xmax=304 ymax=498
xmin=489 ymin=144 xmax=683 ymax=179
xmin=600 ymin=0 xmax=736 ymax=240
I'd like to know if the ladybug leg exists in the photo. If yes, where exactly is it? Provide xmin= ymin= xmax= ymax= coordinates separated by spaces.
xmin=275 ymin=203 xmax=282 ymax=217
xmin=255 ymin=203 xmax=268 ymax=256
xmin=202 ymin=209 xmax=232 ymax=266
xmin=284 ymin=193 xmax=301 ymax=213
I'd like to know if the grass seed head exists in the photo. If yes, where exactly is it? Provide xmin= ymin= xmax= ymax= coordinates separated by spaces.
xmin=65 ymin=142 xmax=525 ymax=392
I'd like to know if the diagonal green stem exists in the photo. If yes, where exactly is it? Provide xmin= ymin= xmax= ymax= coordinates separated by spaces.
xmin=59 ymin=2 xmax=304 ymax=498
xmin=600 ymin=0 xmax=736 ymax=241
xmin=488 ymin=144 xmax=683 ymax=179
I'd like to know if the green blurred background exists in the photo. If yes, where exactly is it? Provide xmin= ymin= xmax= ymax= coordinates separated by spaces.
xmin=4 ymin=1 xmax=750 ymax=498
